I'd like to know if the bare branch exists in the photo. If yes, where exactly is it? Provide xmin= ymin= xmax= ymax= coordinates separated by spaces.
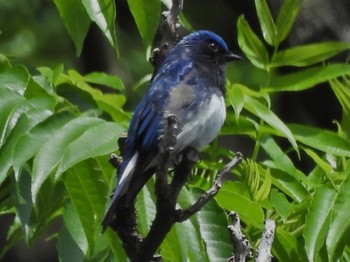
xmin=176 ymin=153 xmax=243 ymax=222
xmin=255 ymin=220 xmax=276 ymax=262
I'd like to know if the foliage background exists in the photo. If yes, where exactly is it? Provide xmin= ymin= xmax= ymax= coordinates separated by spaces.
xmin=1 ymin=0 xmax=350 ymax=261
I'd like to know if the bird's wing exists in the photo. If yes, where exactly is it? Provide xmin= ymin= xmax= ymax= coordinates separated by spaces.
xmin=102 ymin=60 xmax=194 ymax=230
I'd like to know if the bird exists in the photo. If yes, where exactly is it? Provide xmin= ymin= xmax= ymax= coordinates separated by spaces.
xmin=102 ymin=30 xmax=240 ymax=230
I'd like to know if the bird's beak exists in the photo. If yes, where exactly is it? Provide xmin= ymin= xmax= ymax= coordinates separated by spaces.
xmin=225 ymin=51 xmax=242 ymax=62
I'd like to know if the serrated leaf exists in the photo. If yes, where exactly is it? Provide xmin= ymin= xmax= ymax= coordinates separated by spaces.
xmin=53 ymin=0 xmax=91 ymax=56
xmin=289 ymin=124 xmax=350 ymax=157
xmin=265 ymin=64 xmax=350 ymax=92
xmin=304 ymin=186 xmax=336 ymax=262
xmin=275 ymin=0 xmax=304 ymax=45
xmin=270 ymin=42 xmax=350 ymax=68
xmin=127 ymin=0 xmax=160 ymax=48
xmin=237 ymin=16 xmax=269 ymax=69
xmin=82 ymin=0 xmax=118 ymax=54
xmin=255 ymin=0 xmax=276 ymax=46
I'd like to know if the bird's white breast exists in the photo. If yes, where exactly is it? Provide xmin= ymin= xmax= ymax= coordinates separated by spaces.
xmin=176 ymin=93 xmax=226 ymax=151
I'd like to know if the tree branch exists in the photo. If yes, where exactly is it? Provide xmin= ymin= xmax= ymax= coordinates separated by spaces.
xmin=255 ymin=220 xmax=276 ymax=262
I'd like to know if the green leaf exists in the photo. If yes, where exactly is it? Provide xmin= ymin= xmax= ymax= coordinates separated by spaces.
xmin=58 ymin=202 xmax=88 ymax=261
xmin=82 ymin=0 xmax=118 ymax=54
xmin=31 ymin=117 xmax=105 ymax=203
xmin=56 ymin=121 xmax=122 ymax=176
xmin=53 ymin=0 xmax=91 ymax=56
xmin=330 ymin=78 xmax=350 ymax=116
xmin=304 ymin=186 xmax=336 ymax=262
xmin=0 ymin=65 xmax=30 ymax=95
xmin=289 ymin=124 xmax=350 ymax=157
xmin=127 ymin=0 xmax=160 ymax=48
xmin=270 ymin=189 xmax=295 ymax=222
xmin=273 ymin=228 xmax=308 ymax=262
xmin=260 ymin=135 xmax=311 ymax=188
xmin=192 ymin=188 xmax=232 ymax=261
xmin=270 ymin=42 xmax=350 ymax=68
xmin=326 ymin=174 xmax=350 ymax=261
xmin=83 ymin=72 xmax=125 ymax=91
xmin=237 ymin=15 xmax=269 ymax=69
xmin=227 ymin=83 xmax=245 ymax=122
xmin=244 ymin=96 xmax=298 ymax=153
xmin=265 ymin=64 xmax=350 ymax=92
xmin=216 ymin=181 xmax=264 ymax=227
xmin=275 ymin=0 xmax=304 ymax=45
xmin=255 ymin=0 xmax=276 ymax=46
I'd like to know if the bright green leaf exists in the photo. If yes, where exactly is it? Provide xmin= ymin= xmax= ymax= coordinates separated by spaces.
xmin=53 ymin=0 xmax=91 ymax=56
xmin=216 ymin=181 xmax=264 ymax=227
xmin=255 ymin=0 xmax=276 ymax=46
xmin=237 ymin=15 xmax=269 ymax=69
xmin=83 ymin=72 xmax=125 ymax=91
xmin=244 ymin=96 xmax=298 ymax=153
xmin=289 ymin=124 xmax=350 ymax=157
xmin=0 ymin=65 xmax=30 ymax=95
xmin=270 ymin=189 xmax=295 ymax=222
xmin=270 ymin=42 xmax=350 ymax=68
xmin=265 ymin=64 xmax=350 ymax=92
xmin=275 ymin=0 xmax=304 ymax=45
xmin=227 ymin=83 xmax=244 ymax=122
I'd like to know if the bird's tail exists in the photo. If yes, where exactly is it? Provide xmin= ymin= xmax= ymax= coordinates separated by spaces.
xmin=101 ymin=152 xmax=139 ymax=231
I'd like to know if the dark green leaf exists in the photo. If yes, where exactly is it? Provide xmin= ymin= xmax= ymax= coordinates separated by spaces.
xmin=237 ymin=16 xmax=269 ymax=69
xmin=326 ymin=174 xmax=350 ymax=261
xmin=53 ymin=0 xmax=91 ymax=56
xmin=31 ymin=117 xmax=105 ymax=203
xmin=304 ymin=186 xmax=336 ymax=261
xmin=127 ymin=0 xmax=160 ymax=48
xmin=0 ymin=65 xmax=29 ymax=95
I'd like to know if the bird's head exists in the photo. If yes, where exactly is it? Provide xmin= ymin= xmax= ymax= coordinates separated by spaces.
xmin=175 ymin=30 xmax=241 ymax=64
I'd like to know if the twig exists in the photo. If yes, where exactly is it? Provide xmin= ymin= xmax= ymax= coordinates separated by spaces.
xmin=176 ymin=153 xmax=243 ymax=222
xmin=227 ymin=212 xmax=254 ymax=262
xmin=255 ymin=220 xmax=276 ymax=262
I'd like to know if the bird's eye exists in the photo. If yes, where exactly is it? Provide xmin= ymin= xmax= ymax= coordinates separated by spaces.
xmin=208 ymin=42 xmax=219 ymax=53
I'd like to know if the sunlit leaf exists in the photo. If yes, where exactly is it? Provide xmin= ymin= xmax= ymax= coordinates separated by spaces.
xmin=270 ymin=42 xmax=350 ymax=68
xmin=289 ymin=124 xmax=350 ymax=157
xmin=237 ymin=16 xmax=269 ymax=69
xmin=265 ymin=64 xmax=350 ymax=92
xmin=275 ymin=0 xmax=303 ymax=45
xmin=255 ymin=0 xmax=276 ymax=46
